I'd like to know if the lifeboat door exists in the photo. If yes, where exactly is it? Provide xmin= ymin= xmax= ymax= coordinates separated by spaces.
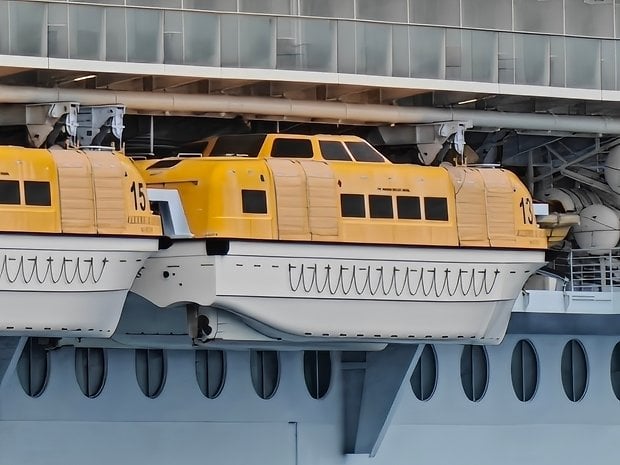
xmin=83 ymin=150 xmax=127 ymax=234
xmin=266 ymin=159 xmax=311 ymax=240
xmin=298 ymin=161 xmax=339 ymax=241
xmin=49 ymin=149 xmax=97 ymax=234
xmin=445 ymin=166 xmax=489 ymax=247
xmin=479 ymin=169 xmax=517 ymax=247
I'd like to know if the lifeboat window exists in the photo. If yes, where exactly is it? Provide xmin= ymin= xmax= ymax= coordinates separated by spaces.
xmin=369 ymin=195 xmax=393 ymax=218
xmin=208 ymin=134 xmax=265 ymax=157
xmin=0 ymin=180 xmax=20 ymax=204
xmin=397 ymin=196 xmax=422 ymax=219
xmin=24 ymin=181 xmax=51 ymax=206
xmin=424 ymin=197 xmax=448 ymax=221
xmin=341 ymin=194 xmax=366 ymax=218
xmin=320 ymin=141 xmax=352 ymax=161
xmin=271 ymin=138 xmax=313 ymax=158
xmin=345 ymin=141 xmax=385 ymax=162
xmin=147 ymin=159 xmax=182 ymax=169
xmin=242 ymin=189 xmax=268 ymax=214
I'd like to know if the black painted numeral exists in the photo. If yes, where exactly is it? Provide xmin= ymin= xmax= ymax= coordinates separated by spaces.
xmin=519 ymin=197 xmax=533 ymax=224
xmin=130 ymin=181 xmax=147 ymax=211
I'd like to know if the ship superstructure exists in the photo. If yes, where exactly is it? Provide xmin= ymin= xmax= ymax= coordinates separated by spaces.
xmin=2 ymin=1 xmax=620 ymax=464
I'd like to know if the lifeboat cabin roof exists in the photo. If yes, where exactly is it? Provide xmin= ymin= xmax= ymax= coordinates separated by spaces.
xmin=202 ymin=133 xmax=388 ymax=163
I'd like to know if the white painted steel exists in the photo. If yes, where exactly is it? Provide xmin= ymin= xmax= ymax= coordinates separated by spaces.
xmin=131 ymin=240 xmax=545 ymax=344
xmin=0 ymin=234 xmax=158 ymax=337
xmin=146 ymin=188 xmax=193 ymax=239
xmin=604 ymin=145 xmax=620 ymax=194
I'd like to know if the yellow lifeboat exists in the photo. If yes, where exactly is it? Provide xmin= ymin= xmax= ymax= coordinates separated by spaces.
xmin=130 ymin=134 xmax=546 ymax=345
xmin=0 ymin=147 xmax=161 ymax=337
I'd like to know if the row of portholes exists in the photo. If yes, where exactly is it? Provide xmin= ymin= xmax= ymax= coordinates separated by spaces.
xmin=16 ymin=338 xmax=613 ymax=403
xmin=411 ymin=339 xmax=591 ymax=402
xmin=16 ymin=340 xmax=332 ymax=401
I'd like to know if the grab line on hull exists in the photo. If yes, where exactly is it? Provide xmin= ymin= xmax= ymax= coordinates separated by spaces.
xmin=0 ymin=254 xmax=108 ymax=285
xmin=288 ymin=263 xmax=499 ymax=298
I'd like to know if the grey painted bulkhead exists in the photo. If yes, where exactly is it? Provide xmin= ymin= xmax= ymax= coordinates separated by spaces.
xmin=1 ymin=331 xmax=620 ymax=465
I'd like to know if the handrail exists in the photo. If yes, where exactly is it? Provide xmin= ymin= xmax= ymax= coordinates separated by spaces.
xmin=553 ymin=247 xmax=620 ymax=292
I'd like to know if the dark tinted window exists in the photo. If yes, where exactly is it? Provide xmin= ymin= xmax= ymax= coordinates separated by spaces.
xmin=250 ymin=350 xmax=280 ymax=400
xmin=410 ymin=344 xmax=437 ymax=401
xmin=460 ymin=345 xmax=488 ymax=402
xmin=242 ymin=189 xmax=267 ymax=214
xmin=340 ymin=194 xmax=365 ymax=218
xmin=271 ymin=138 xmax=313 ymax=158
xmin=369 ymin=195 xmax=393 ymax=218
xmin=345 ymin=141 xmax=385 ymax=162
xmin=0 ymin=180 xmax=20 ymax=204
xmin=208 ymin=134 xmax=266 ymax=157
xmin=303 ymin=351 xmax=331 ymax=400
xmin=424 ymin=197 xmax=448 ymax=221
xmin=25 ymin=181 xmax=51 ymax=206
xmin=147 ymin=159 xmax=182 ymax=169
xmin=561 ymin=339 xmax=588 ymax=402
xmin=17 ymin=338 xmax=49 ymax=398
xmin=319 ymin=141 xmax=352 ymax=161
xmin=75 ymin=347 xmax=106 ymax=398
xmin=135 ymin=349 xmax=166 ymax=399
xmin=397 ymin=196 xmax=421 ymax=219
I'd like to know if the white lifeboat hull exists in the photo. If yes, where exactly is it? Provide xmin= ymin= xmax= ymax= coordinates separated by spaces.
xmin=0 ymin=234 xmax=158 ymax=337
xmin=131 ymin=240 xmax=546 ymax=344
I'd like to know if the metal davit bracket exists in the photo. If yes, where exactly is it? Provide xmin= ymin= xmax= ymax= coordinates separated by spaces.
xmin=26 ymin=102 xmax=80 ymax=147
xmin=76 ymin=105 xmax=126 ymax=147
xmin=439 ymin=120 xmax=471 ymax=156
xmin=376 ymin=120 xmax=472 ymax=165
xmin=0 ymin=102 xmax=79 ymax=147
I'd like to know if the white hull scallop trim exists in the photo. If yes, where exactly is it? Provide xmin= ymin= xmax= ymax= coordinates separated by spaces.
xmin=0 ymin=234 xmax=159 ymax=337
xmin=131 ymin=240 xmax=545 ymax=344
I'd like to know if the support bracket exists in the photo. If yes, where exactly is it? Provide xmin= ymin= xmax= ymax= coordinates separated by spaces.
xmin=344 ymin=344 xmax=422 ymax=456
xmin=76 ymin=105 xmax=126 ymax=147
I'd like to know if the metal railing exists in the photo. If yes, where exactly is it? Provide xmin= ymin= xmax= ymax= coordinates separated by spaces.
xmin=554 ymin=248 xmax=620 ymax=292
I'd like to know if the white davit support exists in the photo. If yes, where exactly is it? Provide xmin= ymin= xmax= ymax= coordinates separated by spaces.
xmin=147 ymin=188 xmax=193 ymax=239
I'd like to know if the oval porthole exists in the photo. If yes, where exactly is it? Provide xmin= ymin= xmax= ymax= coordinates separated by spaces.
xmin=511 ymin=340 xmax=538 ymax=402
xmin=460 ymin=345 xmax=488 ymax=402
xmin=17 ymin=338 xmax=49 ymax=398
xmin=195 ymin=350 xmax=226 ymax=399
xmin=611 ymin=342 xmax=620 ymax=400
xmin=561 ymin=339 xmax=588 ymax=402
xmin=250 ymin=350 xmax=279 ymax=399
xmin=135 ymin=349 xmax=166 ymax=398
xmin=410 ymin=344 xmax=437 ymax=401
xmin=75 ymin=347 xmax=106 ymax=398
xmin=303 ymin=351 xmax=331 ymax=399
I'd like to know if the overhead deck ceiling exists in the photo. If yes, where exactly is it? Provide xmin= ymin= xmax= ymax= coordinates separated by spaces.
xmin=0 ymin=65 xmax=615 ymax=119
xmin=1 ymin=64 xmax=620 ymax=199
